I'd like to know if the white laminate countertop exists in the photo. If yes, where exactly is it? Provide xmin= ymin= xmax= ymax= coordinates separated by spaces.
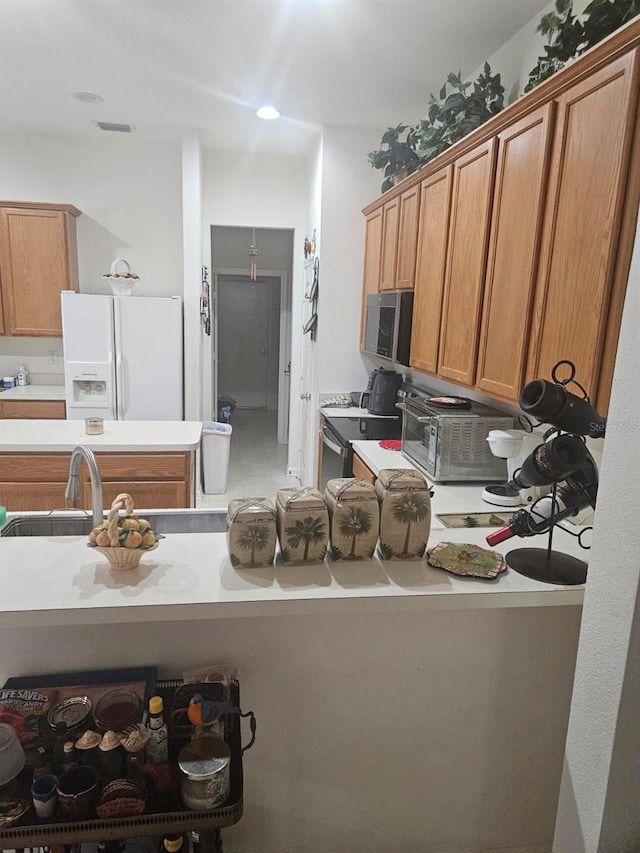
xmin=319 ymin=406 xmax=398 ymax=419
xmin=0 ymin=520 xmax=585 ymax=629
xmin=0 ymin=384 xmax=66 ymax=401
xmin=0 ymin=419 xmax=203 ymax=452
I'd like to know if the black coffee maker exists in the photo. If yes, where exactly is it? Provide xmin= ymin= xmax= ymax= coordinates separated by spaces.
xmin=361 ymin=369 xmax=402 ymax=415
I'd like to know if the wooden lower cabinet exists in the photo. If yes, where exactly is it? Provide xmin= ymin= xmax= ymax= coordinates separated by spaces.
xmin=0 ymin=482 xmax=71 ymax=512
xmin=352 ymin=453 xmax=376 ymax=485
xmin=0 ymin=451 xmax=193 ymax=512
xmin=0 ymin=400 xmax=66 ymax=419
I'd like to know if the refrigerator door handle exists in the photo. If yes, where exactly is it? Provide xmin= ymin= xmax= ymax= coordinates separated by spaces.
xmin=115 ymin=351 xmax=125 ymax=420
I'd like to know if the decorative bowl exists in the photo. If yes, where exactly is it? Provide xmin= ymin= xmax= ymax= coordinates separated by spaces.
xmin=102 ymin=258 xmax=139 ymax=297
xmin=95 ymin=543 xmax=158 ymax=571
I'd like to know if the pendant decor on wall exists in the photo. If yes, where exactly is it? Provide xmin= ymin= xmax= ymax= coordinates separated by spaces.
xmin=249 ymin=227 xmax=258 ymax=281
xmin=303 ymin=255 xmax=319 ymax=341
xmin=200 ymin=265 xmax=211 ymax=336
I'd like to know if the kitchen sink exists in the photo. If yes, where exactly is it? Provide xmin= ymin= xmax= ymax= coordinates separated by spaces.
xmin=0 ymin=508 xmax=227 ymax=537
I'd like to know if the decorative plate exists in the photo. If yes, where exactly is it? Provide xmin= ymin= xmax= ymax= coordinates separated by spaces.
xmin=427 ymin=541 xmax=507 ymax=579
xmin=427 ymin=396 xmax=472 ymax=409
xmin=0 ymin=795 xmax=30 ymax=830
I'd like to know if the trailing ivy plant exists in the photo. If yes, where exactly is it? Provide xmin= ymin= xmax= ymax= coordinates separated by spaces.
xmin=414 ymin=64 xmax=505 ymax=165
xmin=367 ymin=124 xmax=420 ymax=193
xmin=582 ymin=0 xmax=640 ymax=47
xmin=525 ymin=0 xmax=640 ymax=92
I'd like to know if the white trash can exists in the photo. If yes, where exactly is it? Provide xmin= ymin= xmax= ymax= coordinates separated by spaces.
xmin=202 ymin=421 xmax=233 ymax=494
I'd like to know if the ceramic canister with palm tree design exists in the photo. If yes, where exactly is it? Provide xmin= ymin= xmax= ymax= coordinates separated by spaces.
xmin=325 ymin=478 xmax=379 ymax=561
xmin=276 ymin=487 xmax=329 ymax=565
xmin=375 ymin=469 xmax=431 ymax=560
xmin=227 ymin=498 xmax=277 ymax=568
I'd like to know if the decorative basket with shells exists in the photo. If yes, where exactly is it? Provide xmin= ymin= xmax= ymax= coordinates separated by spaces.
xmin=102 ymin=258 xmax=140 ymax=297
xmin=88 ymin=493 xmax=163 ymax=571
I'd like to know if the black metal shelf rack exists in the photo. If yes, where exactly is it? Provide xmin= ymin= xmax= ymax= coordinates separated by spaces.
xmin=0 ymin=680 xmax=254 ymax=852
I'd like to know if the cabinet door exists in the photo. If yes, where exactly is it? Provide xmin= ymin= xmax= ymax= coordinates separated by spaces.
xmin=360 ymin=208 xmax=383 ymax=346
xmin=379 ymin=198 xmax=400 ymax=290
xmin=352 ymin=453 xmax=376 ymax=485
xmin=527 ymin=51 xmax=639 ymax=404
xmin=86 ymin=481 xmax=189 ymax=510
xmin=410 ymin=166 xmax=453 ymax=374
xmin=395 ymin=184 xmax=420 ymax=289
xmin=0 ymin=483 xmax=73 ymax=512
xmin=476 ymin=104 xmax=555 ymax=401
xmin=438 ymin=138 xmax=497 ymax=385
xmin=0 ymin=207 xmax=78 ymax=336
xmin=1 ymin=400 xmax=66 ymax=419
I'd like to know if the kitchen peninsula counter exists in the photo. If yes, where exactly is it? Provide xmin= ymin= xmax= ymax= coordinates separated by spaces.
xmin=0 ymin=420 xmax=203 ymax=510
xmin=0 ymin=514 xmax=585 ymax=630
xmin=0 ymin=418 xmax=202 ymax=451
xmin=0 ymin=506 xmax=584 ymax=853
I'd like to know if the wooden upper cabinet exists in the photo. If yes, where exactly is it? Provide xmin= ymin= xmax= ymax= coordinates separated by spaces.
xmin=360 ymin=208 xmax=383 ymax=346
xmin=379 ymin=187 xmax=420 ymax=291
xmin=475 ymin=103 xmax=555 ymax=401
xmin=379 ymin=197 xmax=400 ymax=290
xmin=0 ymin=203 xmax=80 ymax=336
xmin=438 ymin=138 xmax=497 ymax=385
xmin=410 ymin=166 xmax=453 ymax=374
xmin=394 ymin=184 xmax=420 ymax=288
xmin=526 ymin=51 xmax=640 ymax=406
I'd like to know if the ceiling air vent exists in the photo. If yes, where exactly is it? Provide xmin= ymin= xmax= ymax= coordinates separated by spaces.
xmin=95 ymin=121 xmax=135 ymax=133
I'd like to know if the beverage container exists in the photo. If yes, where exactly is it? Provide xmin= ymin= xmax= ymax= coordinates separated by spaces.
xmin=16 ymin=365 xmax=29 ymax=386
xmin=145 ymin=696 xmax=168 ymax=764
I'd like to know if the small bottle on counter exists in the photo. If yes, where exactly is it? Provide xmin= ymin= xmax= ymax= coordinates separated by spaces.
xmin=145 ymin=696 xmax=168 ymax=764
xmin=16 ymin=365 xmax=29 ymax=386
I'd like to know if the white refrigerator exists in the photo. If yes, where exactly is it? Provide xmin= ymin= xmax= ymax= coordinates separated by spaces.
xmin=61 ymin=292 xmax=183 ymax=421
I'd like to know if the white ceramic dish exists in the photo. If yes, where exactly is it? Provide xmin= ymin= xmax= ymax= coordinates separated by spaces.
xmin=0 ymin=724 xmax=26 ymax=787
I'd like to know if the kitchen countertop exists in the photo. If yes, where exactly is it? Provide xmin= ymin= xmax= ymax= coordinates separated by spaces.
xmin=0 ymin=419 xmax=203 ymax=452
xmin=319 ymin=405 xmax=398 ymax=418
xmin=0 ymin=519 xmax=584 ymax=629
xmin=0 ymin=384 xmax=66 ymax=401
xmin=0 ymin=431 xmax=585 ymax=629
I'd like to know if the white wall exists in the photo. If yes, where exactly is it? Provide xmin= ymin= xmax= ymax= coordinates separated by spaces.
xmin=315 ymin=124 xmax=382 ymax=394
xmin=553 ymin=219 xmax=640 ymax=852
xmin=201 ymin=148 xmax=308 ymax=470
xmin=0 ymin=131 xmax=183 ymax=380
xmin=0 ymin=131 xmax=183 ymax=298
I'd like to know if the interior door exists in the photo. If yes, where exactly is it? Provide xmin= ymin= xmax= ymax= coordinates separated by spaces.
xmin=218 ymin=277 xmax=270 ymax=408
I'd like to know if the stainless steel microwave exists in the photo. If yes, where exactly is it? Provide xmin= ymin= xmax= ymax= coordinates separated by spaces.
xmin=397 ymin=394 xmax=514 ymax=482
xmin=363 ymin=291 xmax=413 ymax=366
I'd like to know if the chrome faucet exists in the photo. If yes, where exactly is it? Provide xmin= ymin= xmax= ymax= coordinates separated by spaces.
xmin=65 ymin=445 xmax=103 ymax=530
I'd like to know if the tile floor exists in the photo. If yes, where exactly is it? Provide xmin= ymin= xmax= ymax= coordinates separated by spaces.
xmin=196 ymin=408 xmax=300 ymax=508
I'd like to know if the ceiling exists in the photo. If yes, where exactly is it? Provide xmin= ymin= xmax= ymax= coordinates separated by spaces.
xmin=0 ymin=0 xmax=551 ymax=155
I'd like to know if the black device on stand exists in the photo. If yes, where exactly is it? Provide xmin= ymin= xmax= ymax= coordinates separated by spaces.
xmin=486 ymin=360 xmax=604 ymax=585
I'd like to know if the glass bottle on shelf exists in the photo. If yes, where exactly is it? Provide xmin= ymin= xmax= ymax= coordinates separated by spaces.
xmin=145 ymin=696 xmax=168 ymax=764
xmin=62 ymin=741 xmax=80 ymax=773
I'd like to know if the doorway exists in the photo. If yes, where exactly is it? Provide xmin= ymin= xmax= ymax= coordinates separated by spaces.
xmin=218 ymin=275 xmax=280 ymax=410
xmin=208 ymin=226 xmax=294 ymax=488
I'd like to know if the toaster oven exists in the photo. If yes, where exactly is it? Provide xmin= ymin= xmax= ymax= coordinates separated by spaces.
xmin=397 ymin=393 xmax=514 ymax=482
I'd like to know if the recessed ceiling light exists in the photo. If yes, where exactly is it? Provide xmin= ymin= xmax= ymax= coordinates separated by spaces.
xmin=256 ymin=105 xmax=280 ymax=120
xmin=72 ymin=92 xmax=104 ymax=103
